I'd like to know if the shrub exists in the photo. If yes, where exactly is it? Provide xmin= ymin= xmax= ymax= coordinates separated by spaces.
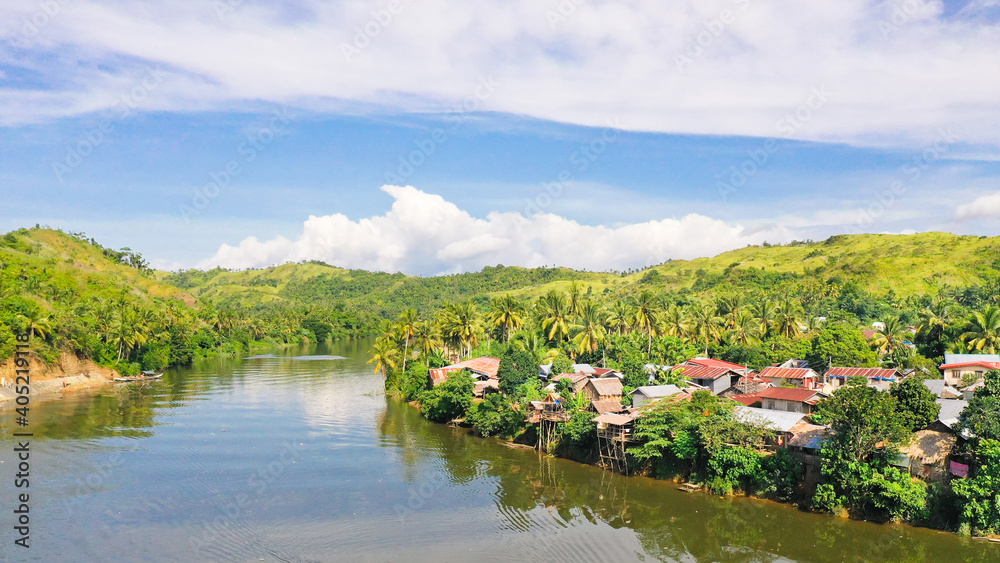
xmin=759 ymin=449 xmax=804 ymax=501
xmin=560 ymin=409 xmax=597 ymax=449
xmin=420 ymin=373 xmax=474 ymax=423
xmin=466 ymin=394 xmax=524 ymax=438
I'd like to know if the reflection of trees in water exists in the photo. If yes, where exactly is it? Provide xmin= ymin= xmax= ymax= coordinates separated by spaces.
xmin=377 ymin=403 xmax=992 ymax=563
xmin=34 ymin=384 xmax=158 ymax=439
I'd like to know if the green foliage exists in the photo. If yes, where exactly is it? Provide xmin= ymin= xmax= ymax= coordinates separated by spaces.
xmin=759 ymin=449 xmax=804 ymax=501
xmin=420 ymin=373 xmax=474 ymax=423
xmin=706 ymin=445 xmax=763 ymax=495
xmin=560 ymin=408 xmax=597 ymax=449
xmin=812 ymin=483 xmax=843 ymax=514
xmin=952 ymin=439 xmax=1000 ymax=535
xmin=807 ymin=323 xmax=879 ymax=371
xmin=497 ymin=348 xmax=538 ymax=395
xmin=466 ymin=394 xmax=524 ymax=438
xmin=0 ymin=323 xmax=15 ymax=360
xmin=551 ymin=354 xmax=573 ymax=376
xmin=890 ymin=377 xmax=941 ymax=432
xmin=399 ymin=364 xmax=430 ymax=402
xmin=815 ymin=382 xmax=910 ymax=463
xmin=957 ymin=370 xmax=1000 ymax=442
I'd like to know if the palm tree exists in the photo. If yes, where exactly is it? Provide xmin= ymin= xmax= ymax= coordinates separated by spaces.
xmin=773 ymin=298 xmax=804 ymax=339
xmin=573 ymin=301 xmax=607 ymax=355
xmin=540 ymin=291 xmax=572 ymax=343
xmin=488 ymin=294 xmax=524 ymax=342
xmin=871 ymin=316 xmax=909 ymax=359
xmin=17 ymin=310 xmax=53 ymax=340
xmin=660 ymin=304 xmax=688 ymax=339
xmin=412 ymin=320 xmax=442 ymax=367
xmin=510 ymin=329 xmax=549 ymax=363
xmin=633 ymin=290 xmax=660 ymax=355
xmin=367 ymin=337 xmax=399 ymax=378
xmin=715 ymin=294 xmax=745 ymax=329
xmin=753 ymin=299 xmax=776 ymax=337
xmin=690 ymin=304 xmax=723 ymax=356
xmin=441 ymin=302 xmax=481 ymax=357
xmin=567 ymin=282 xmax=584 ymax=317
xmin=728 ymin=310 xmax=762 ymax=345
xmin=961 ymin=306 xmax=1000 ymax=353
xmin=396 ymin=309 xmax=420 ymax=373
xmin=605 ymin=299 xmax=633 ymax=336
xmin=916 ymin=301 xmax=954 ymax=342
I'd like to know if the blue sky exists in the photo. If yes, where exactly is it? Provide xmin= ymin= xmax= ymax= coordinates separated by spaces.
xmin=1 ymin=0 xmax=999 ymax=274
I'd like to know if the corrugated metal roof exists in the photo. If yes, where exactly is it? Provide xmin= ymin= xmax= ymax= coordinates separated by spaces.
xmin=631 ymin=384 xmax=681 ymax=398
xmin=826 ymin=367 xmax=901 ymax=380
xmin=758 ymin=366 xmax=818 ymax=380
xmin=679 ymin=365 xmax=737 ymax=381
xmin=685 ymin=357 xmax=747 ymax=371
xmin=734 ymin=406 xmax=806 ymax=433
xmin=944 ymin=353 xmax=1000 ymax=365
xmin=430 ymin=356 xmax=501 ymax=380
xmin=592 ymin=413 xmax=635 ymax=425
xmin=590 ymin=399 xmax=625 ymax=414
xmin=757 ymin=387 xmax=825 ymax=404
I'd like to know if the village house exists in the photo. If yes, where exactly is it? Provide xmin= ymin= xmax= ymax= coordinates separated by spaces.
xmin=756 ymin=387 xmax=827 ymax=414
xmin=677 ymin=364 xmax=743 ymax=395
xmin=429 ymin=356 xmax=501 ymax=386
xmin=682 ymin=357 xmax=750 ymax=375
xmin=550 ymin=372 xmax=591 ymax=394
xmin=582 ymin=377 xmax=624 ymax=403
xmin=825 ymin=367 xmax=902 ymax=389
xmin=758 ymin=366 xmax=821 ymax=389
xmin=629 ymin=384 xmax=682 ymax=409
xmin=591 ymin=367 xmax=623 ymax=378
xmin=930 ymin=398 xmax=969 ymax=434
xmin=922 ymin=379 xmax=962 ymax=400
xmin=733 ymin=406 xmax=806 ymax=449
xmin=894 ymin=429 xmax=957 ymax=482
xmin=938 ymin=353 xmax=1000 ymax=388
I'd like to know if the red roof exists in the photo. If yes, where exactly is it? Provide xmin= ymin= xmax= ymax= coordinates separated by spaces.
xmin=592 ymin=367 xmax=620 ymax=377
xmin=729 ymin=393 xmax=762 ymax=406
xmin=758 ymin=387 xmax=825 ymax=404
xmin=939 ymin=361 xmax=1000 ymax=370
xmin=678 ymin=365 xmax=739 ymax=381
xmin=429 ymin=356 xmax=500 ymax=381
xmin=826 ymin=367 xmax=901 ymax=380
xmin=759 ymin=366 xmax=817 ymax=380
xmin=685 ymin=358 xmax=747 ymax=371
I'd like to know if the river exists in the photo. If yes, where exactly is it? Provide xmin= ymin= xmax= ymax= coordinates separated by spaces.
xmin=1 ymin=339 xmax=996 ymax=562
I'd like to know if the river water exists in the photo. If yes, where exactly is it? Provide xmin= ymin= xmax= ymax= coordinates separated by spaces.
xmin=1 ymin=339 xmax=997 ymax=562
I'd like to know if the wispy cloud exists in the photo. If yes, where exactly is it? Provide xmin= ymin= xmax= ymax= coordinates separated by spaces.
xmin=196 ymin=185 xmax=795 ymax=275
xmin=0 ymin=0 xmax=998 ymax=148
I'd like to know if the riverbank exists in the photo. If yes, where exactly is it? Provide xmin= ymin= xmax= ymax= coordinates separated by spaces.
xmin=0 ymin=351 xmax=120 ymax=410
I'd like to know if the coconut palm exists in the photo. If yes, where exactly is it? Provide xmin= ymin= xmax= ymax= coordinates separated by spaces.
xmin=441 ymin=302 xmax=482 ymax=357
xmin=367 ymin=337 xmax=399 ymax=378
xmin=633 ymin=290 xmax=660 ymax=355
xmin=488 ymin=294 xmax=524 ymax=342
xmin=773 ymin=298 xmax=804 ymax=339
xmin=916 ymin=301 xmax=954 ymax=342
xmin=17 ymin=310 xmax=53 ymax=340
xmin=412 ymin=320 xmax=442 ymax=367
xmin=605 ymin=299 xmax=633 ymax=336
xmin=961 ymin=305 xmax=1000 ymax=354
xmin=573 ymin=301 xmax=607 ymax=354
xmin=715 ymin=294 xmax=745 ymax=329
xmin=753 ymin=299 xmax=776 ymax=336
xmin=396 ymin=308 xmax=419 ymax=373
xmin=728 ymin=310 xmax=762 ymax=345
xmin=690 ymin=304 xmax=724 ymax=356
xmin=540 ymin=291 xmax=572 ymax=343
xmin=660 ymin=304 xmax=689 ymax=339
xmin=871 ymin=316 xmax=909 ymax=359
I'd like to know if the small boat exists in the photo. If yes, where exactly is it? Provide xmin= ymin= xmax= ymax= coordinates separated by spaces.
xmin=114 ymin=371 xmax=164 ymax=383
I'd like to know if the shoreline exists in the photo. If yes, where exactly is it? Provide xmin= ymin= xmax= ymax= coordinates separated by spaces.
xmin=0 ymin=351 xmax=120 ymax=411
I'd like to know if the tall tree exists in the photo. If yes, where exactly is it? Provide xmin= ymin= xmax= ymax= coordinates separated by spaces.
xmin=633 ymin=290 xmax=659 ymax=356
xmin=488 ymin=294 xmax=524 ymax=342
xmin=573 ymin=301 xmax=607 ymax=355
xmin=396 ymin=308 xmax=419 ymax=374
xmin=962 ymin=306 xmax=1000 ymax=354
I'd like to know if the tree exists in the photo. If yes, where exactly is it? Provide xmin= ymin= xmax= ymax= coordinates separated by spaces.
xmin=540 ymin=291 xmax=572 ymax=343
xmin=367 ymin=337 xmax=399 ymax=378
xmin=466 ymin=394 xmax=524 ymax=438
xmin=689 ymin=304 xmax=723 ymax=356
xmin=605 ymin=299 xmax=633 ymax=336
xmin=807 ymin=323 xmax=879 ymax=372
xmin=962 ymin=306 xmax=1000 ymax=353
xmin=890 ymin=377 xmax=941 ymax=432
xmin=952 ymin=439 xmax=1000 ymax=535
xmin=572 ymin=301 xmax=607 ymax=355
xmin=814 ymin=381 xmax=910 ymax=463
xmin=497 ymin=349 xmax=538 ymax=395
xmin=633 ymin=290 xmax=659 ymax=355
xmin=871 ymin=316 xmax=909 ymax=361
xmin=420 ymin=372 xmax=474 ymax=423
xmin=957 ymin=369 xmax=1000 ymax=442
xmin=488 ymin=294 xmax=524 ymax=342
xmin=396 ymin=308 xmax=419 ymax=374
xmin=16 ymin=309 xmax=52 ymax=340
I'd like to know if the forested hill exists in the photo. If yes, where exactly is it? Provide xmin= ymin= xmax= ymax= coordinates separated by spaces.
xmin=2 ymin=227 xmax=1000 ymax=373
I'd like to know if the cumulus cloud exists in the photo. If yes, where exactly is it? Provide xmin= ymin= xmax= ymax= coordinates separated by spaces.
xmin=955 ymin=191 xmax=1000 ymax=220
xmin=197 ymin=185 xmax=793 ymax=275
xmin=0 ymin=1 xmax=998 ymax=147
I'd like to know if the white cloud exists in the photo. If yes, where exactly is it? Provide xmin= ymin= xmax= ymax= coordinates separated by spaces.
xmin=196 ymin=185 xmax=794 ymax=275
xmin=955 ymin=191 xmax=1000 ymax=220
xmin=0 ymin=1 xmax=998 ymax=147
